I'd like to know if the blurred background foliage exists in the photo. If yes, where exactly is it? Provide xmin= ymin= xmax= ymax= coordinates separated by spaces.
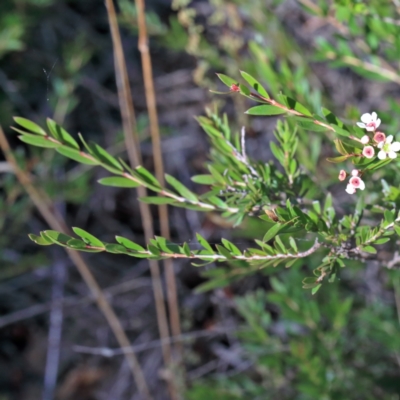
xmin=2 ymin=0 xmax=400 ymax=399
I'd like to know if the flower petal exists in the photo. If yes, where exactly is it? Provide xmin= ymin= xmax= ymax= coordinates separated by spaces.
xmin=375 ymin=118 xmax=381 ymax=129
xmin=361 ymin=113 xmax=372 ymax=123
xmin=345 ymin=184 xmax=356 ymax=194
xmin=359 ymin=180 xmax=365 ymax=190
xmin=389 ymin=151 xmax=397 ymax=159
xmin=391 ymin=141 xmax=400 ymax=152
xmin=378 ymin=142 xmax=384 ymax=149
xmin=361 ymin=135 xmax=370 ymax=144
xmin=387 ymin=135 xmax=393 ymax=144
xmin=351 ymin=169 xmax=359 ymax=176
xmin=357 ymin=122 xmax=366 ymax=128
xmin=371 ymin=112 xmax=377 ymax=121
xmin=378 ymin=150 xmax=387 ymax=160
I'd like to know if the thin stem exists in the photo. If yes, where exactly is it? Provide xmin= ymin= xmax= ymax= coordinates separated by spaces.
xmin=104 ymin=1 xmax=175 ymax=397
xmin=0 ymin=125 xmax=151 ymax=399
xmin=135 ymin=0 xmax=183 ymax=382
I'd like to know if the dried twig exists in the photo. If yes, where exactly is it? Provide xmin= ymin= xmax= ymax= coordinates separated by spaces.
xmin=0 ymin=125 xmax=151 ymax=399
xmin=104 ymin=0 xmax=176 ymax=398
xmin=135 ymin=0 xmax=183 ymax=371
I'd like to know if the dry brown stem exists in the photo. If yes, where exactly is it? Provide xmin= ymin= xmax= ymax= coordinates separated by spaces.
xmin=135 ymin=0 xmax=183 ymax=371
xmin=104 ymin=0 xmax=178 ymax=398
xmin=0 ymin=126 xmax=151 ymax=399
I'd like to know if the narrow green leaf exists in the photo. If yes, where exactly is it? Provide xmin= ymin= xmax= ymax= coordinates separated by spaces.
xmin=326 ymin=155 xmax=350 ymax=163
xmin=18 ymin=134 xmax=60 ymax=148
xmin=289 ymin=237 xmax=298 ymax=252
xmin=246 ymin=105 xmax=286 ymax=116
xmin=311 ymin=284 xmax=322 ymax=295
xmin=191 ymin=174 xmax=216 ymax=185
xmin=221 ymin=238 xmax=241 ymax=256
xmin=28 ymin=233 xmax=53 ymax=245
xmin=334 ymin=139 xmax=348 ymax=155
xmin=139 ymin=196 xmax=176 ymax=205
xmin=98 ymin=176 xmax=140 ymax=188
xmin=105 ymin=243 xmax=128 ymax=254
xmin=42 ymin=230 xmax=74 ymax=246
xmin=56 ymin=146 xmax=99 ymax=165
xmin=263 ymin=223 xmax=282 ymax=242
xmin=134 ymin=166 xmax=162 ymax=190
xmin=196 ymin=233 xmax=214 ymax=253
xmin=14 ymin=117 xmax=47 ymax=136
xmin=72 ymin=227 xmax=105 ymax=247
xmin=116 ymin=236 xmax=145 ymax=252
xmin=183 ymin=242 xmax=191 ymax=257
xmin=215 ymin=244 xmax=233 ymax=259
xmin=165 ymin=174 xmax=198 ymax=202
xmin=89 ymin=142 xmax=123 ymax=171
xmin=285 ymin=96 xmax=312 ymax=116
xmin=46 ymin=119 xmax=79 ymax=149
xmin=240 ymin=71 xmax=269 ymax=98
xmin=216 ymin=73 xmax=237 ymax=87
xmin=360 ymin=245 xmax=377 ymax=254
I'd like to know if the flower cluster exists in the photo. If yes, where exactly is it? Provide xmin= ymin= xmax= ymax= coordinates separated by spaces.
xmin=339 ymin=169 xmax=365 ymax=195
xmin=338 ymin=112 xmax=400 ymax=195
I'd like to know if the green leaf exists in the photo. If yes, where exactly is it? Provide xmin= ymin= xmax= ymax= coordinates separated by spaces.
xmin=245 ymin=105 xmax=286 ymax=116
xmin=191 ymin=174 xmax=216 ymax=185
xmin=72 ymin=227 xmax=105 ymax=247
xmin=289 ymin=237 xmax=298 ymax=252
xmin=67 ymin=238 xmax=104 ymax=252
xmin=334 ymin=139 xmax=348 ymax=155
xmin=215 ymin=244 xmax=234 ymax=259
xmin=183 ymin=242 xmax=191 ymax=257
xmin=216 ymin=73 xmax=237 ymax=87
xmin=311 ymin=284 xmax=322 ymax=295
xmin=56 ymin=146 xmax=99 ymax=165
xmin=89 ymin=142 xmax=123 ymax=171
xmin=115 ymin=236 xmax=145 ymax=252
xmin=139 ymin=196 xmax=176 ymax=205
xmin=360 ymin=245 xmax=377 ymax=254
xmin=326 ymin=155 xmax=350 ymax=163
xmin=98 ymin=176 xmax=140 ymax=188
xmin=384 ymin=210 xmax=394 ymax=224
xmin=28 ymin=233 xmax=53 ymax=245
xmin=42 ymin=230 xmax=74 ymax=246
xmin=285 ymin=96 xmax=312 ymax=116
xmin=263 ymin=223 xmax=282 ymax=242
xmin=105 ymin=243 xmax=128 ymax=254
xmin=134 ymin=166 xmax=161 ymax=190
xmin=221 ymin=238 xmax=241 ymax=256
xmin=18 ymin=133 xmax=60 ymax=148
xmin=46 ymin=119 xmax=79 ymax=149
xmin=165 ymin=174 xmax=198 ymax=202
xmin=240 ymin=70 xmax=269 ymax=98
xmin=196 ymin=233 xmax=214 ymax=253
xmin=14 ymin=117 xmax=47 ymax=136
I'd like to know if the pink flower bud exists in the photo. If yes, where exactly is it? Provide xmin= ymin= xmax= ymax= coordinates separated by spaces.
xmin=361 ymin=135 xmax=370 ymax=144
xmin=374 ymin=131 xmax=386 ymax=143
xmin=351 ymin=169 xmax=359 ymax=176
xmin=362 ymin=145 xmax=375 ymax=159
xmin=338 ymin=170 xmax=347 ymax=181
xmin=230 ymin=84 xmax=240 ymax=92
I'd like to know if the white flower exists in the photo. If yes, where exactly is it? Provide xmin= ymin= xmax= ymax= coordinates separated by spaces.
xmin=377 ymin=135 xmax=400 ymax=160
xmin=345 ymin=176 xmax=365 ymax=195
xmin=361 ymin=135 xmax=370 ymax=144
xmin=345 ymin=184 xmax=356 ymax=194
xmin=357 ymin=112 xmax=381 ymax=132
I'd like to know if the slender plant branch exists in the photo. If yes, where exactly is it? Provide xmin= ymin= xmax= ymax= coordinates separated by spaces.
xmin=105 ymin=1 xmax=176 ymax=397
xmin=135 ymin=0 xmax=184 ymax=379
xmin=0 ymin=125 xmax=150 ymax=399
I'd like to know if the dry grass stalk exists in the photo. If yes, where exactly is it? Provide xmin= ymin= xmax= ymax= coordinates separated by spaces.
xmin=135 ymin=0 xmax=183 ymax=367
xmin=0 ymin=125 xmax=151 ymax=399
xmin=104 ymin=0 xmax=178 ymax=398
